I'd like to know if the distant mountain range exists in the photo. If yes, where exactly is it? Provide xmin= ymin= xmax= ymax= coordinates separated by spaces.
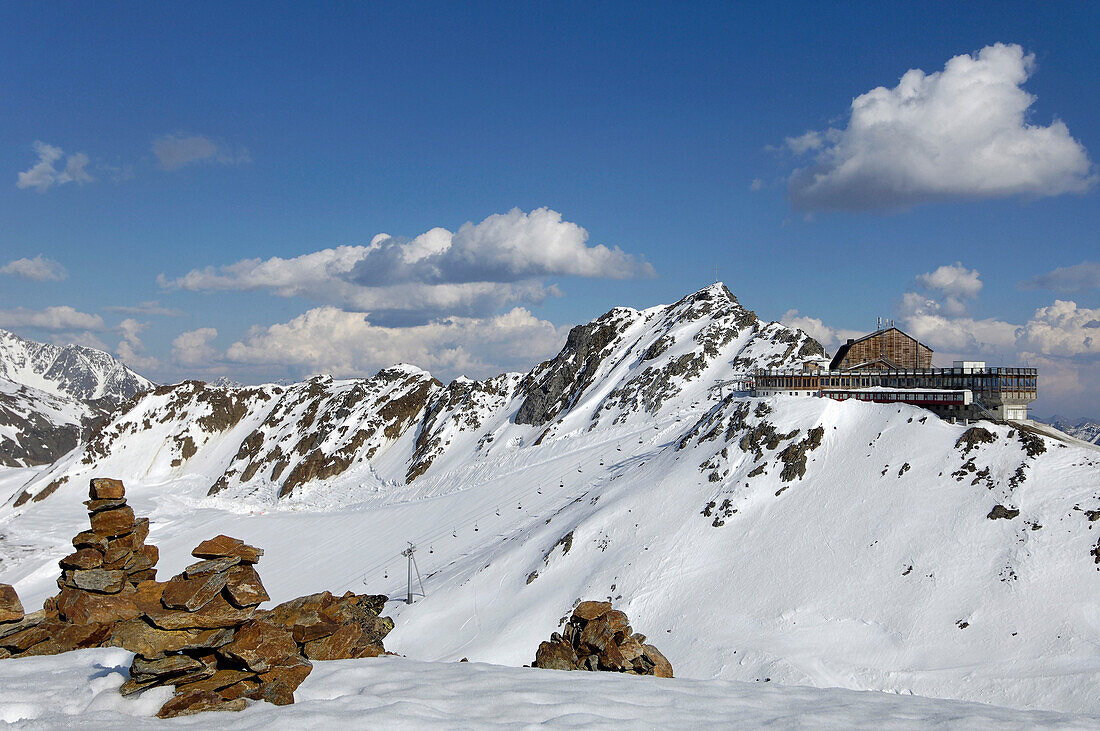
xmin=1036 ymin=415 xmax=1100 ymax=445
xmin=0 ymin=329 xmax=154 ymax=467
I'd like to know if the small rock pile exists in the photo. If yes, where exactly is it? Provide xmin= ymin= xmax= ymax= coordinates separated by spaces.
xmin=53 ymin=477 xmax=159 ymax=624
xmin=533 ymin=601 xmax=673 ymax=677
xmin=0 ymin=477 xmax=394 ymax=718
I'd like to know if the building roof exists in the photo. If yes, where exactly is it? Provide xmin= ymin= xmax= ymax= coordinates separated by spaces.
xmin=827 ymin=327 xmax=933 ymax=371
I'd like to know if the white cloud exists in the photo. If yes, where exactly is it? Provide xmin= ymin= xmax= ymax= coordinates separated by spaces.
xmin=786 ymin=43 xmax=1095 ymax=210
xmin=16 ymin=141 xmax=94 ymax=192
xmin=0 ymin=255 xmax=68 ymax=281
xmin=160 ymin=208 xmax=651 ymax=318
xmin=1016 ymin=300 xmax=1100 ymax=356
xmin=1020 ymin=261 xmax=1100 ymax=292
xmin=172 ymin=328 xmax=220 ymax=367
xmin=114 ymin=318 xmax=159 ymax=371
xmin=152 ymin=134 xmax=251 ymax=171
xmin=780 ymin=310 xmax=864 ymax=353
xmin=225 ymin=306 xmax=568 ymax=381
xmin=0 ymin=306 xmax=104 ymax=331
xmin=915 ymin=263 xmax=982 ymax=299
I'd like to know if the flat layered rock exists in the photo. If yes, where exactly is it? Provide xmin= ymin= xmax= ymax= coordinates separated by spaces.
xmin=89 ymin=478 xmax=125 ymax=500
xmin=156 ymin=689 xmax=246 ymax=719
xmin=146 ymin=593 xmax=255 ymax=630
xmin=89 ymin=506 xmax=135 ymax=538
xmin=59 ymin=548 xmax=104 ymax=571
xmin=161 ymin=572 xmax=228 ymax=612
xmin=69 ymin=568 xmax=127 ymax=594
xmin=224 ymin=565 xmax=269 ymax=608
xmin=218 ymin=619 xmax=298 ymax=672
xmin=111 ymin=618 xmax=235 ymax=656
xmin=573 ymin=601 xmax=612 ymax=621
xmin=191 ymin=535 xmax=263 ymax=565
xmin=72 ymin=531 xmax=108 ymax=552
xmin=254 ymin=656 xmax=312 ymax=706
xmin=302 ymin=621 xmax=384 ymax=661
xmin=56 ymin=587 xmax=140 ymax=625
xmin=0 ymin=584 xmax=23 ymax=624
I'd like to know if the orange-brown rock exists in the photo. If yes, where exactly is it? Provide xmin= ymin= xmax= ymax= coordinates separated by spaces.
xmin=89 ymin=478 xmax=125 ymax=500
xmin=191 ymin=535 xmax=263 ymax=565
xmin=224 ymin=565 xmax=269 ymax=608
xmin=302 ymin=622 xmax=384 ymax=660
xmin=18 ymin=621 xmax=112 ymax=656
xmin=573 ymin=600 xmax=612 ymax=621
xmin=0 ymin=617 xmax=55 ymax=651
xmin=533 ymin=601 xmax=672 ymax=678
xmin=72 ymin=531 xmax=108 ymax=552
xmin=219 ymin=678 xmax=261 ymax=701
xmin=59 ymin=548 xmax=104 ymax=571
xmin=175 ymin=668 xmax=255 ymax=694
xmin=156 ymin=689 xmax=246 ymax=718
xmin=146 ymin=593 xmax=255 ymax=630
xmin=89 ymin=506 xmax=135 ymax=538
xmin=133 ymin=517 xmax=150 ymax=546
xmin=642 ymin=644 xmax=673 ymax=678
xmin=68 ymin=568 xmax=127 ymax=594
xmin=254 ymin=656 xmax=313 ymax=706
xmin=124 ymin=545 xmax=159 ymax=574
xmin=0 ymin=584 xmax=23 ymax=624
xmin=84 ymin=498 xmax=127 ymax=513
xmin=111 ymin=618 xmax=235 ymax=657
xmin=535 ymin=639 xmax=579 ymax=671
xmin=56 ymin=586 xmax=140 ymax=625
xmin=160 ymin=572 xmax=228 ymax=612
xmin=218 ymin=619 xmax=299 ymax=672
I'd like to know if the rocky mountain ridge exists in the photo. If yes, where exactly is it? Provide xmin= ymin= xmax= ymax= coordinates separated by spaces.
xmin=0 ymin=329 xmax=155 ymax=468
xmin=7 ymin=283 xmax=823 ymax=504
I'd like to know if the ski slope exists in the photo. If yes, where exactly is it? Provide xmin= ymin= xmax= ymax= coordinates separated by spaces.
xmin=1 ymin=284 xmax=1098 ymax=720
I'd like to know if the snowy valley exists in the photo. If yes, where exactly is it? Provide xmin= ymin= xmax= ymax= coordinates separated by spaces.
xmin=1 ymin=284 xmax=1099 ymax=724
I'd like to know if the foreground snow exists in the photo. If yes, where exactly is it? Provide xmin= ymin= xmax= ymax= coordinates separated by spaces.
xmin=0 ymin=649 xmax=1097 ymax=729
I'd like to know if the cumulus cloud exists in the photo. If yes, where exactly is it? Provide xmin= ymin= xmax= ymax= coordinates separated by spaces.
xmin=1016 ymin=300 xmax=1100 ymax=356
xmin=0 ymin=255 xmax=68 ymax=281
xmin=152 ymin=134 xmax=251 ymax=170
xmin=785 ymin=43 xmax=1095 ymax=210
xmin=225 ymin=306 xmax=568 ymax=381
xmin=172 ymin=328 xmax=220 ymax=367
xmin=16 ymin=141 xmax=94 ymax=192
xmin=114 ymin=318 xmax=159 ymax=371
xmin=0 ymin=306 xmax=104 ymax=331
xmin=160 ymin=208 xmax=651 ymax=319
xmin=916 ymin=263 xmax=982 ymax=299
xmin=1019 ymin=261 xmax=1100 ymax=292
xmin=780 ymin=310 xmax=864 ymax=352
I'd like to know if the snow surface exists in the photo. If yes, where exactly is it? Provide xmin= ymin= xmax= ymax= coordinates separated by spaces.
xmin=1 ymin=285 xmax=1098 ymax=722
xmin=1 ymin=649 xmax=1097 ymax=729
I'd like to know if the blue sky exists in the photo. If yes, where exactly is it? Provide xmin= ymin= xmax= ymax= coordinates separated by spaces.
xmin=1 ymin=2 xmax=1097 ymax=416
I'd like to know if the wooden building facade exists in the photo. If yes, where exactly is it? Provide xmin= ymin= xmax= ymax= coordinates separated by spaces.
xmin=829 ymin=328 xmax=932 ymax=371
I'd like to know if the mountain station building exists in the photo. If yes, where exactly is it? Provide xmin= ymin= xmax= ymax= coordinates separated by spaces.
xmin=754 ymin=326 xmax=1037 ymax=422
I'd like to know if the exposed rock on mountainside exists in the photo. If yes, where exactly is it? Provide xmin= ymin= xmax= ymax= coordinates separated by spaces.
xmin=0 ymin=329 xmax=153 ymax=467
xmin=9 ymin=284 xmax=824 ymax=504
xmin=1 ymin=478 xmax=393 ymax=717
xmin=533 ymin=601 xmax=672 ymax=677
xmin=0 ymin=329 xmax=153 ymax=404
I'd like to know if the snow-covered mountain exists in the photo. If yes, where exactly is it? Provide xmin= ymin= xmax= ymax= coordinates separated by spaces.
xmin=0 ymin=329 xmax=153 ymax=404
xmin=2 ymin=283 xmax=1099 ymax=717
xmin=0 ymin=329 xmax=154 ymax=468
xmin=1039 ymin=415 xmax=1100 ymax=445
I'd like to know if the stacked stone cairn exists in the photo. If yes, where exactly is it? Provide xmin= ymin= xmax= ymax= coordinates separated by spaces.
xmin=0 ymin=477 xmax=393 ymax=719
xmin=533 ymin=601 xmax=673 ymax=677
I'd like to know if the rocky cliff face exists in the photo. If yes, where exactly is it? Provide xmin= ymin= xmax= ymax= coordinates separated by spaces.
xmin=6 ymin=284 xmax=823 ymax=504
xmin=0 ymin=329 xmax=153 ymax=467
xmin=0 ymin=329 xmax=153 ymax=404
